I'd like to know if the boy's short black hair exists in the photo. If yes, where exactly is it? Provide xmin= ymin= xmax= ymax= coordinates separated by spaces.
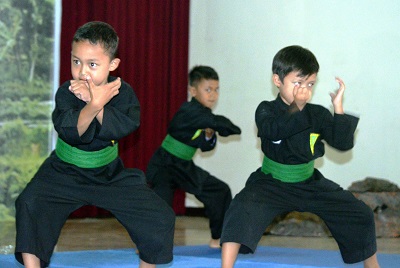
xmin=189 ymin=66 xmax=219 ymax=87
xmin=272 ymin=45 xmax=319 ymax=83
xmin=73 ymin=21 xmax=119 ymax=59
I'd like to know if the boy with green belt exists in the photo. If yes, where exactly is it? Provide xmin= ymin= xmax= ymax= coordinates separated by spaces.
xmin=146 ymin=66 xmax=241 ymax=248
xmin=15 ymin=21 xmax=175 ymax=268
xmin=220 ymin=45 xmax=379 ymax=268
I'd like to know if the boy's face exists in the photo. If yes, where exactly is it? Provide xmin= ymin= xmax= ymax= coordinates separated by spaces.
xmin=189 ymin=79 xmax=219 ymax=109
xmin=71 ymin=40 xmax=119 ymax=86
xmin=273 ymin=71 xmax=317 ymax=105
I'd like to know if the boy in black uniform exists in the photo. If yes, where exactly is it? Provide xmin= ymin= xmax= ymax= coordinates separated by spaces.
xmin=14 ymin=21 xmax=175 ymax=268
xmin=220 ymin=46 xmax=380 ymax=268
xmin=146 ymin=66 xmax=241 ymax=248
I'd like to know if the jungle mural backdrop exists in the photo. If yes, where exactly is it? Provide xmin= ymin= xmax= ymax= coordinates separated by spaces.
xmin=0 ymin=0 xmax=56 ymax=250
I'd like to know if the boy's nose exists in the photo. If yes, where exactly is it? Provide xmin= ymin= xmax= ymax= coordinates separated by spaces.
xmin=79 ymin=68 xmax=89 ymax=80
xmin=79 ymin=66 xmax=89 ymax=79
xmin=79 ymin=73 xmax=87 ymax=80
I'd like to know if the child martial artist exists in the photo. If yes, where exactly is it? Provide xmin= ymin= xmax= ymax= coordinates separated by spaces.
xmin=146 ymin=65 xmax=241 ymax=248
xmin=220 ymin=45 xmax=380 ymax=268
xmin=14 ymin=21 xmax=175 ymax=268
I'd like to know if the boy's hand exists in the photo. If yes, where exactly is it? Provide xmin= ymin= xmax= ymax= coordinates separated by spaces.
xmin=330 ymin=77 xmax=345 ymax=114
xmin=204 ymin=128 xmax=215 ymax=139
xmin=69 ymin=79 xmax=91 ymax=102
xmin=86 ymin=75 xmax=121 ymax=110
xmin=293 ymin=84 xmax=311 ymax=110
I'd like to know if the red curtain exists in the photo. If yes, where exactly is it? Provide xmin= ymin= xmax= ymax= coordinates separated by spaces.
xmin=60 ymin=0 xmax=189 ymax=217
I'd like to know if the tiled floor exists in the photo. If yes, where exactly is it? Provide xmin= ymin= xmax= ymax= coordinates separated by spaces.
xmin=1 ymin=216 xmax=399 ymax=255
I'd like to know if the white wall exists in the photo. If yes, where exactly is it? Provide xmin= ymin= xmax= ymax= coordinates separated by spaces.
xmin=187 ymin=0 xmax=400 ymax=206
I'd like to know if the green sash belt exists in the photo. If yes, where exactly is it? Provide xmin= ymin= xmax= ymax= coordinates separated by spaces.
xmin=161 ymin=134 xmax=197 ymax=160
xmin=261 ymin=156 xmax=314 ymax=183
xmin=55 ymin=137 xmax=118 ymax=168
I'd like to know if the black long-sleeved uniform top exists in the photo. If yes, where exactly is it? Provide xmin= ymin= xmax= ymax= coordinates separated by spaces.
xmin=52 ymin=76 xmax=140 ymax=151
xmin=256 ymin=94 xmax=359 ymax=165
xmin=146 ymin=98 xmax=241 ymax=184
xmin=167 ymin=98 xmax=241 ymax=151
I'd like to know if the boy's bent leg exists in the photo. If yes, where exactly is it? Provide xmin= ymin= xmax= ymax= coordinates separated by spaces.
xmin=221 ymin=177 xmax=288 ymax=255
xmin=364 ymin=253 xmax=380 ymax=268
xmin=139 ymin=259 xmax=156 ymax=268
xmin=99 ymin=178 xmax=175 ymax=265
xmin=209 ymin=238 xmax=221 ymax=248
xmin=309 ymin=179 xmax=378 ymax=264
xmin=15 ymin=176 xmax=80 ymax=267
xmin=221 ymin=242 xmax=241 ymax=268
xmin=194 ymin=175 xmax=232 ymax=240
xmin=21 ymin=253 xmax=41 ymax=268
xmin=149 ymin=169 xmax=176 ymax=207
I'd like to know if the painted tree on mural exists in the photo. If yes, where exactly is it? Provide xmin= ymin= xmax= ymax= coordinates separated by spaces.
xmin=0 ymin=0 xmax=55 ymax=221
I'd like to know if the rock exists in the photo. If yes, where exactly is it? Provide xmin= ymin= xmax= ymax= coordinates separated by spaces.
xmin=348 ymin=177 xmax=400 ymax=192
xmin=352 ymin=192 xmax=400 ymax=238
xmin=265 ymin=178 xmax=400 ymax=238
xmin=349 ymin=178 xmax=400 ymax=237
xmin=267 ymin=212 xmax=331 ymax=237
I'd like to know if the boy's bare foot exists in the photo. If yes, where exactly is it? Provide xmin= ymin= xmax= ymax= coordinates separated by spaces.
xmin=209 ymin=238 xmax=221 ymax=248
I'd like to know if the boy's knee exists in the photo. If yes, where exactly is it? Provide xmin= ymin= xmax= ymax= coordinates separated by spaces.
xmin=15 ymin=190 xmax=30 ymax=210
xmin=164 ymin=207 xmax=176 ymax=227
xmin=156 ymin=205 xmax=175 ymax=231
xmin=220 ymin=180 xmax=232 ymax=196
xmin=358 ymin=200 xmax=374 ymax=221
xmin=364 ymin=205 xmax=375 ymax=224
xmin=15 ymin=188 xmax=46 ymax=216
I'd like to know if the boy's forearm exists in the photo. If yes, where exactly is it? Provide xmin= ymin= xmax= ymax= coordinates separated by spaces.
xmin=77 ymin=104 xmax=102 ymax=136
xmin=95 ymin=108 xmax=104 ymax=124
xmin=333 ymin=103 xmax=344 ymax=114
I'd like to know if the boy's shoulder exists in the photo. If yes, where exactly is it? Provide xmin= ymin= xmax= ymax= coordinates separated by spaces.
xmin=256 ymin=98 xmax=279 ymax=111
xmin=183 ymin=98 xmax=208 ymax=109
xmin=174 ymin=99 xmax=212 ymax=117
xmin=108 ymin=75 xmax=128 ymax=86
xmin=108 ymin=76 xmax=135 ymax=93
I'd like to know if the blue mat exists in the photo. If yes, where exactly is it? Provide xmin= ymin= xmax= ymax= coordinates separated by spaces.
xmin=1 ymin=245 xmax=398 ymax=267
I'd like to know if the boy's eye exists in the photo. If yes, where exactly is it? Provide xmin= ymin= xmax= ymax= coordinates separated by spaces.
xmin=73 ymin=59 xmax=80 ymax=65
xmin=90 ymin=62 xmax=98 ymax=68
xmin=294 ymin=82 xmax=314 ymax=88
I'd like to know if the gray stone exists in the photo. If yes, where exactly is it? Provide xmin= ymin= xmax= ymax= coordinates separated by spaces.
xmin=267 ymin=212 xmax=331 ymax=237
xmin=348 ymin=177 xmax=399 ymax=192
xmin=266 ymin=178 xmax=400 ymax=238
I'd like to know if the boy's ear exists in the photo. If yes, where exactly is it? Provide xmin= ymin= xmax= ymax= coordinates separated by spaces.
xmin=109 ymin=58 xmax=121 ymax=71
xmin=189 ymin=85 xmax=197 ymax=97
xmin=272 ymin=74 xmax=282 ymax=87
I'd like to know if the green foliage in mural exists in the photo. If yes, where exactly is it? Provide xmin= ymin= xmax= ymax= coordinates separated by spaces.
xmin=0 ymin=0 xmax=55 ymax=222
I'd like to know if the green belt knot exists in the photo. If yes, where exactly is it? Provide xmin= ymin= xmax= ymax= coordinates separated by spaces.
xmin=261 ymin=156 xmax=314 ymax=183
xmin=55 ymin=137 xmax=118 ymax=168
xmin=161 ymin=134 xmax=197 ymax=160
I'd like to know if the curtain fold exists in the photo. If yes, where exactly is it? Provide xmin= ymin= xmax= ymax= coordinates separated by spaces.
xmin=60 ymin=0 xmax=189 ymax=217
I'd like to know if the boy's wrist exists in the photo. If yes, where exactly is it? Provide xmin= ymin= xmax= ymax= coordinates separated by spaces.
xmin=333 ymin=104 xmax=344 ymax=114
